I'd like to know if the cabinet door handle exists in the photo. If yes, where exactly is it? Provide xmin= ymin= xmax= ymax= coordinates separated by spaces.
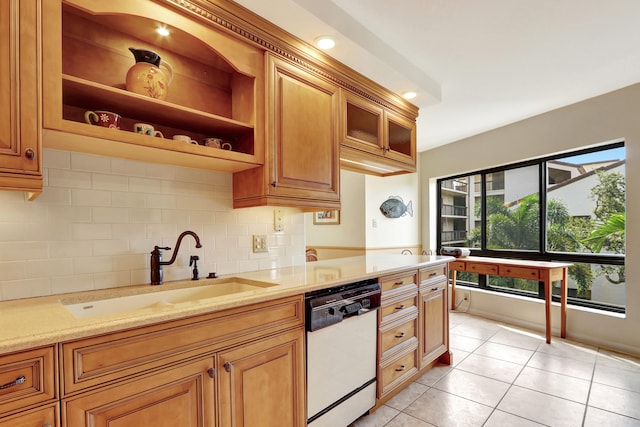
xmin=224 ymin=362 xmax=232 ymax=373
xmin=432 ymin=286 xmax=439 ymax=291
xmin=25 ymin=148 xmax=36 ymax=160
xmin=394 ymin=280 xmax=404 ymax=286
xmin=395 ymin=332 xmax=405 ymax=338
xmin=395 ymin=365 xmax=406 ymax=372
xmin=0 ymin=376 xmax=25 ymax=389
xmin=271 ymin=181 xmax=278 ymax=187
xmin=207 ymin=368 xmax=216 ymax=378
xmin=395 ymin=304 xmax=405 ymax=310
xmin=428 ymin=272 xmax=437 ymax=277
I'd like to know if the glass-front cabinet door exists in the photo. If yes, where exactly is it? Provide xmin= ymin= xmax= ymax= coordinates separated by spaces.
xmin=384 ymin=110 xmax=416 ymax=166
xmin=342 ymin=91 xmax=384 ymax=155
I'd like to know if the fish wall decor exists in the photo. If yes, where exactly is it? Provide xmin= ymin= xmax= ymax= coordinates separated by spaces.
xmin=379 ymin=196 xmax=413 ymax=218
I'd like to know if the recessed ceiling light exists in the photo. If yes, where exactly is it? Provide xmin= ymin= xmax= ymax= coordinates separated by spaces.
xmin=402 ymin=91 xmax=417 ymax=100
xmin=156 ymin=26 xmax=170 ymax=37
xmin=315 ymin=36 xmax=336 ymax=50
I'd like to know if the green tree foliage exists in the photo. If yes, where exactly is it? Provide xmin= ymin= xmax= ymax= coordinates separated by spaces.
xmin=581 ymin=170 xmax=626 ymax=284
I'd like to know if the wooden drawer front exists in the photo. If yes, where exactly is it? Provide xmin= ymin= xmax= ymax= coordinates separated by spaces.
xmin=379 ymin=347 xmax=418 ymax=397
xmin=380 ymin=316 xmax=418 ymax=358
xmin=62 ymin=295 xmax=303 ymax=396
xmin=0 ymin=403 xmax=58 ymax=427
xmin=380 ymin=272 xmax=417 ymax=294
xmin=0 ymin=346 xmax=57 ymax=416
xmin=420 ymin=264 xmax=446 ymax=283
xmin=420 ymin=278 xmax=446 ymax=294
xmin=467 ymin=262 xmax=498 ymax=275
xmin=449 ymin=260 xmax=466 ymax=271
xmin=499 ymin=265 xmax=540 ymax=280
xmin=380 ymin=293 xmax=418 ymax=324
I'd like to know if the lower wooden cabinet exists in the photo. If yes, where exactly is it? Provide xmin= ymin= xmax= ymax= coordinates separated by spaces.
xmin=57 ymin=295 xmax=305 ymax=427
xmin=0 ymin=404 xmax=58 ymax=427
xmin=0 ymin=345 xmax=58 ymax=427
xmin=419 ymin=283 xmax=448 ymax=368
xmin=63 ymin=357 xmax=215 ymax=427
xmin=218 ymin=327 xmax=305 ymax=427
xmin=419 ymin=264 xmax=450 ymax=369
xmin=376 ymin=263 xmax=451 ymax=405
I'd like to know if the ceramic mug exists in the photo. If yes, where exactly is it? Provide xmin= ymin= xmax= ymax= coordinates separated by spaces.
xmin=204 ymin=138 xmax=232 ymax=150
xmin=84 ymin=110 xmax=121 ymax=129
xmin=172 ymin=135 xmax=199 ymax=145
xmin=134 ymin=123 xmax=164 ymax=138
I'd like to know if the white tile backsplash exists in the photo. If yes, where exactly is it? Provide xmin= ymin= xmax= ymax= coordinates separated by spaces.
xmin=0 ymin=149 xmax=305 ymax=301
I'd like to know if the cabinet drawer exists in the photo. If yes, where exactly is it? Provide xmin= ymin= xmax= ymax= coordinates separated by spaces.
xmin=380 ymin=292 xmax=418 ymax=324
xmin=0 ymin=403 xmax=58 ymax=427
xmin=379 ymin=346 xmax=418 ymax=397
xmin=380 ymin=272 xmax=417 ymax=294
xmin=449 ymin=260 xmax=466 ymax=271
xmin=0 ymin=346 xmax=57 ymax=416
xmin=61 ymin=295 xmax=303 ymax=396
xmin=420 ymin=279 xmax=447 ymax=294
xmin=499 ymin=265 xmax=540 ymax=280
xmin=467 ymin=262 xmax=498 ymax=275
xmin=380 ymin=316 xmax=418 ymax=358
xmin=419 ymin=264 xmax=446 ymax=282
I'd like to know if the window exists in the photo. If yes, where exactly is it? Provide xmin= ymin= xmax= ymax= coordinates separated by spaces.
xmin=437 ymin=142 xmax=626 ymax=312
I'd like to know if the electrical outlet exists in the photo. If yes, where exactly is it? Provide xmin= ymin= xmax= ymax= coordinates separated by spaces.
xmin=253 ymin=235 xmax=268 ymax=253
xmin=460 ymin=291 xmax=470 ymax=302
xmin=274 ymin=209 xmax=284 ymax=231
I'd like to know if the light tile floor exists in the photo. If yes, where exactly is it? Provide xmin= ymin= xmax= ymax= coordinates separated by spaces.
xmin=351 ymin=311 xmax=640 ymax=427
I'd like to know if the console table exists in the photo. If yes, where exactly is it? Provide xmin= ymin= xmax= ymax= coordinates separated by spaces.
xmin=448 ymin=257 xmax=573 ymax=343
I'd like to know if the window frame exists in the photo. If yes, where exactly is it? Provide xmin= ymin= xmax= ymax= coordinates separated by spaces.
xmin=436 ymin=141 xmax=626 ymax=313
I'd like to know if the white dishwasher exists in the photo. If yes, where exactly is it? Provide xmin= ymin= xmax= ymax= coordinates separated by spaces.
xmin=306 ymin=279 xmax=381 ymax=427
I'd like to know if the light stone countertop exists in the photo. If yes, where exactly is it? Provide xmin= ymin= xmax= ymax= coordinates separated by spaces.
xmin=0 ymin=254 xmax=452 ymax=355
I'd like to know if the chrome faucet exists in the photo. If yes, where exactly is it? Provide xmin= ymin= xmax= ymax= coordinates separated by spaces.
xmin=150 ymin=230 xmax=202 ymax=285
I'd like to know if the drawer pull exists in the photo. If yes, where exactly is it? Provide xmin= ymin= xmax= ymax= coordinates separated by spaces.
xmin=395 ymin=365 xmax=406 ymax=372
xmin=429 ymin=272 xmax=437 ymax=277
xmin=395 ymin=304 xmax=405 ymax=310
xmin=432 ymin=286 xmax=439 ymax=291
xmin=0 ymin=375 xmax=25 ymax=389
xmin=394 ymin=280 xmax=405 ymax=286
xmin=395 ymin=332 xmax=406 ymax=338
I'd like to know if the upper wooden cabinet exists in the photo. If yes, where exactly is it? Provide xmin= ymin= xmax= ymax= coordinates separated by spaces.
xmin=41 ymin=0 xmax=264 ymax=173
xmin=340 ymin=91 xmax=417 ymax=176
xmin=0 ymin=0 xmax=42 ymax=199
xmin=233 ymin=54 xmax=340 ymax=210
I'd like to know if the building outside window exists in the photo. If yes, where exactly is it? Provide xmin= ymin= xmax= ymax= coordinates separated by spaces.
xmin=437 ymin=143 xmax=626 ymax=312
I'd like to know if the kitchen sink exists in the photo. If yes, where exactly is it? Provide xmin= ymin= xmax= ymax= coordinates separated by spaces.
xmin=61 ymin=280 xmax=276 ymax=319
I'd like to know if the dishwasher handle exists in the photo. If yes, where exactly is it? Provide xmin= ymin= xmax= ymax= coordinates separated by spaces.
xmin=340 ymin=302 xmax=363 ymax=316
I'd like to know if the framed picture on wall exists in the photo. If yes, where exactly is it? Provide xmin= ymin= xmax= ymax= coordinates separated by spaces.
xmin=313 ymin=210 xmax=340 ymax=225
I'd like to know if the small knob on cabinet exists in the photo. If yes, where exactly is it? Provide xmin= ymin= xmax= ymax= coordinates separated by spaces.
xmin=25 ymin=148 xmax=35 ymax=160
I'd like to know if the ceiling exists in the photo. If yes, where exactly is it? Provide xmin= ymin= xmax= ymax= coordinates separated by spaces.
xmin=234 ymin=0 xmax=640 ymax=152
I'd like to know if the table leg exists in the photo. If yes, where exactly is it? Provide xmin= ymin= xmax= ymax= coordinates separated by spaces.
xmin=451 ymin=269 xmax=457 ymax=311
xmin=560 ymin=267 xmax=568 ymax=338
xmin=542 ymin=270 xmax=552 ymax=344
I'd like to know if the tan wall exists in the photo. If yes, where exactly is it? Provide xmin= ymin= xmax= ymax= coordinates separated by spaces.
xmin=420 ymin=83 xmax=640 ymax=356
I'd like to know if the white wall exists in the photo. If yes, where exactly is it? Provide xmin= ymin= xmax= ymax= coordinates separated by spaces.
xmin=420 ymin=83 xmax=640 ymax=356
xmin=0 ymin=149 xmax=305 ymax=301
xmin=365 ymin=171 xmax=421 ymax=249
xmin=305 ymin=168 xmax=421 ymax=252
xmin=305 ymin=169 xmax=366 ymax=247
